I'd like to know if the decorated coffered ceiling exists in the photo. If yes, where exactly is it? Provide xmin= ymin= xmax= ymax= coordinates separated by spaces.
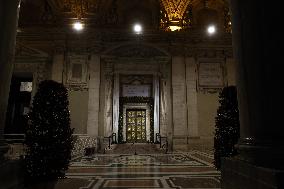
xmin=19 ymin=0 xmax=230 ymax=32
xmin=48 ymin=0 xmax=193 ymax=21
xmin=48 ymin=0 xmax=99 ymax=19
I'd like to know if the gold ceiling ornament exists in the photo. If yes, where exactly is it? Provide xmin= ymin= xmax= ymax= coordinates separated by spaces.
xmin=203 ymin=0 xmax=209 ymax=8
xmin=160 ymin=0 xmax=192 ymax=31
xmin=223 ymin=6 xmax=232 ymax=33
xmin=61 ymin=0 xmax=97 ymax=19
xmin=160 ymin=0 xmax=191 ymax=21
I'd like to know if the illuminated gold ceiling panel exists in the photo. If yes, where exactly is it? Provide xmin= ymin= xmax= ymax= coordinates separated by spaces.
xmin=53 ymin=0 xmax=98 ymax=18
xmin=160 ymin=0 xmax=191 ymax=20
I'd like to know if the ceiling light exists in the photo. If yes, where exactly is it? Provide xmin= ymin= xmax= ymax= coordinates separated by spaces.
xmin=73 ymin=21 xmax=84 ymax=31
xmin=207 ymin=25 xmax=216 ymax=35
xmin=169 ymin=25 xmax=182 ymax=31
xmin=168 ymin=18 xmax=182 ymax=31
xmin=133 ymin=24 xmax=142 ymax=34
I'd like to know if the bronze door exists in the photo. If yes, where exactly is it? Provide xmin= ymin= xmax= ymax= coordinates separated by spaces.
xmin=126 ymin=109 xmax=146 ymax=143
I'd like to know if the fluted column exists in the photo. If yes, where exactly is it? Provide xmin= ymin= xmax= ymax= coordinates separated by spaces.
xmin=112 ymin=73 xmax=119 ymax=138
xmin=153 ymin=74 xmax=160 ymax=142
xmin=102 ymin=60 xmax=114 ymax=137
xmin=222 ymin=1 xmax=283 ymax=188
xmin=0 ymin=0 xmax=21 ymax=161
xmin=230 ymin=0 xmax=283 ymax=169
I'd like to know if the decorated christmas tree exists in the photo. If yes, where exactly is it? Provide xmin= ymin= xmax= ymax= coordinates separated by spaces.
xmin=214 ymin=86 xmax=240 ymax=170
xmin=25 ymin=80 xmax=74 ymax=182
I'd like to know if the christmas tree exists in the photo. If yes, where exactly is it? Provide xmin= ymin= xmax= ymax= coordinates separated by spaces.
xmin=25 ymin=80 xmax=74 ymax=182
xmin=214 ymin=86 xmax=240 ymax=170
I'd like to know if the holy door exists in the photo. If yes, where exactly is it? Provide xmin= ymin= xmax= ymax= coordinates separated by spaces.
xmin=126 ymin=109 xmax=146 ymax=143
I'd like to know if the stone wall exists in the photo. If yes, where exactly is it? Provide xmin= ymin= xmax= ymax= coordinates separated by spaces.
xmin=172 ymin=57 xmax=236 ymax=150
xmin=68 ymin=90 xmax=89 ymax=134
xmin=196 ymin=92 xmax=218 ymax=150
xmin=172 ymin=56 xmax=188 ymax=146
xmin=11 ymin=35 xmax=235 ymax=152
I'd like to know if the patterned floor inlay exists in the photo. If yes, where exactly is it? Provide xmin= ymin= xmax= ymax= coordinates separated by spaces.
xmin=70 ymin=153 xmax=208 ymax=167
xmin=61 ymin=144 xmax=220 ymax=188
xmin=168 ymin=176 xmax=220 ymax=188
xmin=103 ymin=179 xmax=160 ymax=188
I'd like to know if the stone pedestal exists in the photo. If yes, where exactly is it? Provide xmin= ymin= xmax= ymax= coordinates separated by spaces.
xmin=0 ymin=0 xmax=21 ymax=161
xmin=222 ymin=0 xmax=284 ymax=188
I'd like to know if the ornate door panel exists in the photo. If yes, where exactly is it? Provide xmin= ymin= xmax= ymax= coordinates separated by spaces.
xmin=126 ymin=109 xmax=146 ymax=143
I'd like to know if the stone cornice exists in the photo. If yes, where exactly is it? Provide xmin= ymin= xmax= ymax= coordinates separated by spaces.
xmin=17 ymin=27 xmax=232 ymax=43
xmin=16 ymin=27 xmax=233 ymax=58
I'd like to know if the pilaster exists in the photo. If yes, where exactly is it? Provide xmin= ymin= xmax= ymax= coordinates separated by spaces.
xmin=112 ymin=73 xmax=119 ymax=138
xmin=87 ymin=55 xmax=101 ymax=136
xmin=101 ymin=59 xmax=114 ymax=137
xmin=171 ymin=56 xmax=188 ymax=147
xmin=51 ymin=54 xmax=64 ymax=83
xmin=153 ymin=74 xmax=160 ymax=142
xmin=185 ymin=57 xmax=198 ymax=138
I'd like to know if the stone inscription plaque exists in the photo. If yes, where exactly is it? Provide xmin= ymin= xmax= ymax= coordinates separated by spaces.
xmin=67 ymin=55 xmax=88 ymax=84
xmin=122 ymin=85 xmax=151 ymax=97
xmin=198 ymin=63 xmax=223 ymax=87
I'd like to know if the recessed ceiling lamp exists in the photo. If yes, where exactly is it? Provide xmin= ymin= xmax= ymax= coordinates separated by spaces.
xmin=133 ymin=24 xmax=142 ymax=34
xmin=73 ymin=21 xmax=84 ymax=31
xmin=169 ymin=25 xmax=182 ymax=31
xmin=207 ymin=25 xmax=216 ymax=35
xmin=168 ymin=19 xmax=182 ymax=31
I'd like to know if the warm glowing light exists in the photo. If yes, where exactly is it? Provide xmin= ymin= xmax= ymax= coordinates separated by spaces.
xmin=133 ymin=24 xmax=142 ymax=34
xmin=73 ymin=21 xmax=84 ymax=31
xmin=169 ymin=25 xmax=182 ymax=31
xmin=207 ymin=25 xmax=216 ymax=35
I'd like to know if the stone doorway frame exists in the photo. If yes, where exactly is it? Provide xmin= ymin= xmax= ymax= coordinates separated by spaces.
xmin=100 ymin=45 xmax=171 ymax=144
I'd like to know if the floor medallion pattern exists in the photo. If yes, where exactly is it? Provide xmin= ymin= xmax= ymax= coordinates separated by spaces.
xmin=62 ymin=144 xmax=220 ymax=189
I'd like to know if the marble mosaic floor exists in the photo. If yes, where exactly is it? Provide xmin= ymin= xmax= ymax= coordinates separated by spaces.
xmin=61 ymin=144 xmax=221 ymax=189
